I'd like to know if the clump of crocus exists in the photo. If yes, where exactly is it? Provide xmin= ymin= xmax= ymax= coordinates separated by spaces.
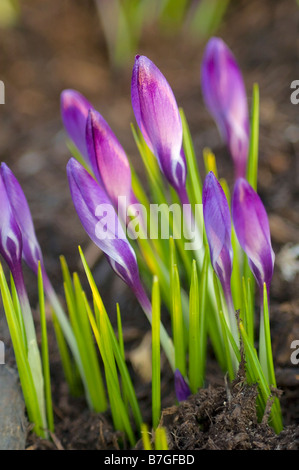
xmin=201 ymin=37 xmax=249 ymax=179
xmin=131 ymin=55 xmax=187 ymax=203
xmin=59 ymin=40 xmax=282 ymax=434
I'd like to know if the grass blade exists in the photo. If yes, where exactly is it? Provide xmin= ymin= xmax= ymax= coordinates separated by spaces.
xmin=152 ymin=276 xmax=161 ymax=430
xmin=38 ymin=263 xmax=54 ymax=432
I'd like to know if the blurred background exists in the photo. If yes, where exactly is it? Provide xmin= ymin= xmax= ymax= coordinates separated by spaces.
xmin=0 ymin=0 xmax=299 ymax=307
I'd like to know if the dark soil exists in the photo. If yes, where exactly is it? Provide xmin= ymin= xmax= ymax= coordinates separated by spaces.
xmin=1 ymin=0 xmax=299 ymax=450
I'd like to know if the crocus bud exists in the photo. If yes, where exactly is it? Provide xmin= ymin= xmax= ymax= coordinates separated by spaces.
xmin=1 ymin=163 xmax=44 ymax=275
xmin=0 ymin=172 xmax=23 ymax=273
xmin=131 ymin=55 xmax=186 ymax=193
xmin=201 ymin=38 xmax=249 ymax=179
xmin=203 ymin=171 xmax=233 ymax=297
xmin=232 ymin=178 xmax=275 ymax=294
xmin=67 ymin=158 xmax=147 ymax=304
xmin=174 ymin=369 xmax=191 ymax=402
xmin=86 ymin=109 xmax=135 ymax=208
xmin=60 ymin=89 xmax=93 ymax=164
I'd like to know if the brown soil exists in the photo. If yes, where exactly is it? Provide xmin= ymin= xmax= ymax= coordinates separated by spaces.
xmin=0 ymin=0 xmax=299 ymax=450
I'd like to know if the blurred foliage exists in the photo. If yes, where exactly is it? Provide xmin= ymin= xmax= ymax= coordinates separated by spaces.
xmin=95 ymin=0 xmax=231 ymax=69
xmin=0 ymin=0 xmax=19 ymax=28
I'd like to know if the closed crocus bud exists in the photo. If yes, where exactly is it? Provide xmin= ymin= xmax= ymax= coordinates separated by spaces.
xmin=203 ymin=172 xmax=239 ymax=346
xmin=0 ymin=171 xmax=23 ymax=275
xmin=1 ymin=163 xmax=44 ymax=276
xmin=86 ymin=109 xmax=135 ymax=209
xmin=67 ymin=158 xmax=149 ymax=309
xmin=174 ymin=369 xmax=191 ymax=402
xmin=201 ymin=38 xmax=249 ymax=179
xmin=232 ymin=178 xmax=275 ymax=295
xmin=203 ymin=172 xmax=233 ymax=298
xmin=60 ymin=89 xmax=93 ymax=164
xmin=131 ymin=55 xmax=186 ymax=194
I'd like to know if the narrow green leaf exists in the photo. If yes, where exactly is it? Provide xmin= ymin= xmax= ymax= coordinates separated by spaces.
xmin=38 ymin=263 xmax=54 ymax=432
xmin=51 ymin=312 xmax=82 ymax=396
xmin=189 ymin=260 xmax=200 ymax=393
xmin=141 ymin=423 xmax=152 ymax=450
xmin=180 ymin=108 xmax=202 ymax=207
xmin=152 ymin=276 xmax=161 ymax=430
xmin=247 ymin=83 xmax=260 ymax=191
xmin=155 ymin=427 xmax=169 ymax=450
xmin=171 ymin=265 xmax=186 ymax=376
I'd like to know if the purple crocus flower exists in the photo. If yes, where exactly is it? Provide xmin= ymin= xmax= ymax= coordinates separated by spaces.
xmin=232 ymin=178 xmax=275 ymax=296
xmin=60 ymin=89 xmax=93 ymax=164
xmin=203 ymin=172 xmax=233 ymax=301
xmin=86 ymin=109 xmax=136 ymax=210
xmin=67 ymin=157 xmax=149 ymax=311
xmin=131 ymin=55 xmax=187 ymax=196
xmin=203 ymin=172 xmax=239 ymax=345
xmin=0 ymin=170 xmax=23 ymax=280
xmin=0 ymin=163 xmax=84 ymax=382
xmin=201 ymin=38 xmax=249 ymax=179
xmin=1 ymin=163 xmax=44 ymax=277
xmin=174 ymin=369 xmax=191 ymax=402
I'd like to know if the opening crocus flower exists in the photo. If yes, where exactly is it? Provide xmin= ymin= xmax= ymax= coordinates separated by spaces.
xmin=232 ymin=178 xmax=275 ymax=296
xmin=60 ymin=89 xmax=93 ymax=164
xmin=86 ymin=109 xmax=136 ymax=210
xmin=174 ymin=369 xmax=191 ymax=402
xmin=67 ymin=157 xmax=149 ymax=311
xmin=203 ymin=171 xmax=238 ymax=346
xmin=201 ymin=37 xmax=249 ymax=179
xmin=131 ymin=55 xmax=187 ymax=196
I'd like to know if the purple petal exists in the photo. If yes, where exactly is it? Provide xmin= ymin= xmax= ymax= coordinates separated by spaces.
xmin=86 ymin=109 xmax=133 ymax=208
xmin=174 ymin=369 xmax=191 ymax=402
xmin=60 ymin=89 xmax=93 ymax=163
xmin=201 ymin=38 xmax=249 ymax=179
xmin=67 ymin=158 xmax=140 ymax=290
xmin=1 ymin=163 xmax=44 ymax=274
xmin=203 ymin=172 xmax=233 ymax=292
xmin=232 ymin=178 xmax=275 ymax=291
xmin=131 ymin=55 xmax=186 ymax=192
xmin=0 ymin=172 xmax=23 ymax=271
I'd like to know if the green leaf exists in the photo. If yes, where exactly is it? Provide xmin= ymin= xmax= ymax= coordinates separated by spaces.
xmin=141 ymin=423 xmax=152 ymax=450
xmin=38 ymin=263 xmax=54 ymax=432
xmin=247 ymin=83 xmax=260 ymax=191
xmin=0 ymin=264 xmax=44 ymax=437
xmin=152 ymin=276 xmax=161 ymax=430
xmin=189 ymin=260 xmax=200 ymax=393
xmin=154 ymin=427 xmax=169 ymax=450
